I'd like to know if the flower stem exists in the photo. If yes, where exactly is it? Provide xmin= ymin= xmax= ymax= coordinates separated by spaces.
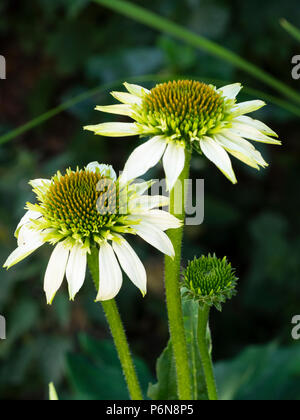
xmin=88 ymin=250 xmax=143 ymax=400
xmin=197 ymin=305 xmax=218 ymax=401
xmin=164 ymin=149 xmax=192 ymax=400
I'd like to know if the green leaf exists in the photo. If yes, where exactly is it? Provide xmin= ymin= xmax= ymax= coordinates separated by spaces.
xmin=66 ymin=333 xmax=153 ymax=400
xmin=148 ymin=297 xmax=210 ymax=400
xmin=148 ymin=340 xmax=178 ymax=400
xmin=215 ymin=342 xmax=300 ymax=400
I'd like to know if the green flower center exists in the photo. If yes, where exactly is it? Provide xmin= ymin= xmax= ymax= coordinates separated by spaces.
xmin=138 ymin=80 xmax=227 ymax=143
xmin=42 ymin=170 xmax=121 ymax=238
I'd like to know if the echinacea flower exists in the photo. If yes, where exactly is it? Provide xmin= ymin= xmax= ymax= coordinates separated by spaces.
xmin=3 ymin=162 xmax=180 ymax=304
xmin=84 ymin=80 xmax=281 ymax=189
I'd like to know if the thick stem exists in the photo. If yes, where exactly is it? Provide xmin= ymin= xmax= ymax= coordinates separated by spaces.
xmin=164 ymin=149 xmax=192 ymax=400
xmin=88 ymin=250 xmax=143 ymax=400
xmin=197 ymin=305 xmax=218 ymax=401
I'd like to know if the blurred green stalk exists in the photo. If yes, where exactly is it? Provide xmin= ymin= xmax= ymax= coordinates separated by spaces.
xmin=93 ymin=0 xmax=300 ymax=106
xmin=281 ymin=19 xmax=300 ymax=43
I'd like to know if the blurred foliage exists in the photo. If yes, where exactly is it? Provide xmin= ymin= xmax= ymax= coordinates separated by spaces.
xmin=1 ymin=0 xmax=300 ymax=400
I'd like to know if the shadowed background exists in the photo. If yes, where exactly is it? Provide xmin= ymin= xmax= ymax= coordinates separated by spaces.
xmin=1 ymin=0 xmax=300 ymax=400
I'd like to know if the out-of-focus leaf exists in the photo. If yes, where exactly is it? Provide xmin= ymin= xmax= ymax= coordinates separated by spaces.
xmin=215 ymin=342 xmax=300 ymax=400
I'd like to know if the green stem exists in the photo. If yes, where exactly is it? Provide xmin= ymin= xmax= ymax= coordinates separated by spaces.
xmin=164 ymin=149 xmax=192 ymax=400
xmin=88 ymin=250 xmax=143 ymax=400
xmin=197 ymin=305 xmax=218 ymax=401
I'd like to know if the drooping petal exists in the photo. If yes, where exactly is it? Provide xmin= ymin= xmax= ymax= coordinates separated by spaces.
xmin=123 ymin=82 xmax=150 ymax=97
xmin=3 ymin=239 xmax=44 ymax=269
xmin=66 ymin=245 xmax=87 ymax=300
xmin=228 ymin=123 xmax=281 ymax=145
xmin=111 ymin=91 xmax=142 ymax=106
xmin=84 ymin=122 xmax=139 ymax=137
xmin=217 ymin=83 xmax=242 ymax=100
xmin=214 ymin=134 xmax=266 ymax=169
xmin=15 ymin=210 xmax=43 ymax=238
xmin=163 ymin=142 xmax=186 ymax=191
xmin=95 ymin=104 xmax=134 ymax=118
xmin=232 ymin=100 xmax=266 ymax=116
xmin=121 ymin=136 xmax=167 ymax=183
xmin=200 ymin=137 xmax=237 ymax=184
xmin=96 ymin=242 xmax=123 ymax=301
xmin=134 ymin=222 xmax=175 ymax=258
xmin=44 ymin=242 xmax=69 ymax=305
xmin=112 ymin=237 xmax=147 ymax=296
xmin=128 ymin=210 xmax=182 ymax=231
xmin=128 ymin=195 xmax=169 ymax=213
xmin=235 ymin=115 xmax=279 ymax=138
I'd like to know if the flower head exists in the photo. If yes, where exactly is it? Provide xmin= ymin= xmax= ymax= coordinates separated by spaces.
xmin=3 ymin=162 xmax=181 ymax=304
xmin=85 ymin=80 xmax=281 ymax=189
xmin=182 ymin=254 xmax=238 ymax=311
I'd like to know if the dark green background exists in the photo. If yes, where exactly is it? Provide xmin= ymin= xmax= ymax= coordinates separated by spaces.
xmin=1 ymin=0 xmax=300 ymax=400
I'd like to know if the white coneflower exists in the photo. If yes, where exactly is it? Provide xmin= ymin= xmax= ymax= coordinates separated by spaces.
xmin=3 ymin=162 xmax=180 ymax=304
xmin=84 ymin=80 xmax=281 ymax=189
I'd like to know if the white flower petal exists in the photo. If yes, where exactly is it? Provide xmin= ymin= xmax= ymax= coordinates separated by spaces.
xmin=163 ymin=143 xmax=186 ymax=191
xmin=232 ymin=100 xmax=266 ymax=116
xmin=17 ymin=224 xmax=45 ymax=247
xmin=84 ymin=122 xmax=139 ymax=137
xmin=44 ymin=243 xmax=69 ymax=304
xmin=134 ymin=222 xmax=175 ymax=258
xmin=112 ymin=238 xmax=147 ymax=296
xmin=29 ymin=179 xmax=51 ymax=189
xmin=66 ymin=245 xmax=87 ymax=300
xmin=15 ymin=210 xmax=43 ymax=238
xmin=128 ymin=210 xmax=182 ymax=231
xmin=129 ymin=195 xmax=169 ymax=213
xmin=228 ymin=123 xmax=281 ymax=144
xmin=200 ymin=137 xmax=237 ymax=184
xmin=3 ymin=240 xmax=44 ymax=269
xmin=235 ymin=115 xmax=278 ymax=137
xmin=121 ymin=136 xmax=167 ymax=183
xmin=86 ymin=162 xmax=117 ymax=180
xmin=217 ymin=83 xmax=242 ymax=100
xmin=123 ymin=82 xmax=150 ymax=97
xmin=96 ymin=242 xmax=122 ymax=301
xmin=111 ymin=91 xmax=142 ymax=106
xmin=95 ymin=104 xmax=134 ymax=118
xmin=215 ymin=134 xmax=265 ymax=169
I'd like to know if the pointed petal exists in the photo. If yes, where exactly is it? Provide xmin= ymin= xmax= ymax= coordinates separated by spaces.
xmin=235 ymin=115 xmax=279 ymax=137
xmin=66 ymin=245 xmax=87 ymax=300
xmin=111 ymin=91 xmax=142 ymax=106
xmin=128 ymin=210 xmax=182 ymax=231
xmin=228 ymin=123 xmax=281 ymax=144
xmin=3 ymin=240 xmax=44 ymax=269
xmin=29 ymin=179 xmax=51 ymax=189
xmin=121 ymin=136 xmax=167 ymax=183
xmin=163 ymin=143 xmax=185 ymax=191
xmin=84 ymin=122 xmax=139 ymax=137
xmin=112 ymin=238 xmax=147 ymax=296
xmin=96 ymin=242 xmax=123 ymax=301
xmin=17 ymin=224 xmax=45 ymax=247
xmin=44 ymin=243 xmax=69 ymax=304
xmin=232 ymin=100 xmax=266 ymax=116
xmin=95 ymin=104 xmax=134 ymax=118
xmin=134 ymin=222 xmax=175 ymax=258
xmin=200 ymin=137 xmax=237 ymax=184
xmin=124 ymin=82 xmax=150 ymax=97
xmin=86 ymin=162 xmax=117 ymax=180
xmin=217 ymin=83 xmax=242 ymax=100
